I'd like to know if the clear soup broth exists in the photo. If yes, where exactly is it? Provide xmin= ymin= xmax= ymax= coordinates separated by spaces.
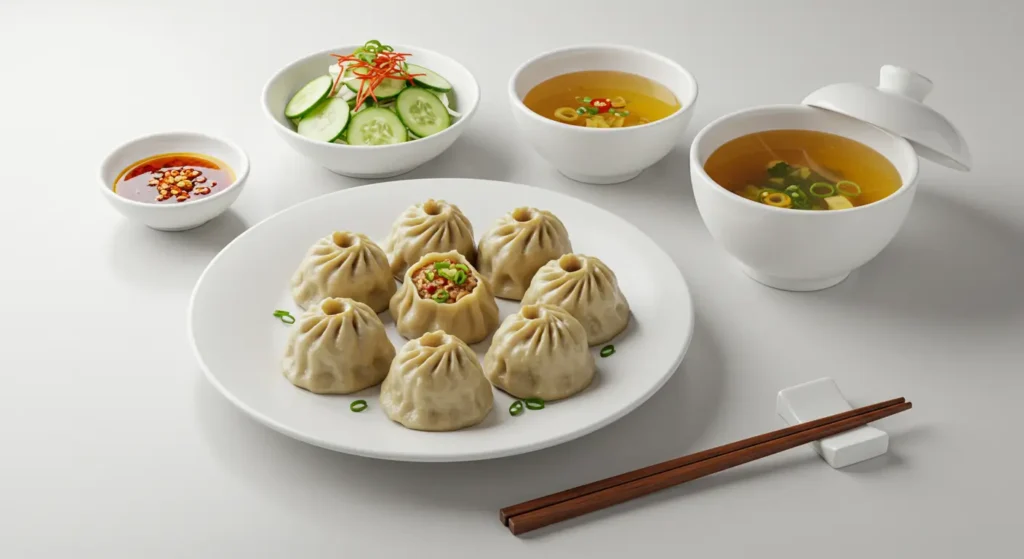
xmin=523 ymin=70 xmax=680 ymax=128
xmin=704 ymin=130 xmax=902 ymax=211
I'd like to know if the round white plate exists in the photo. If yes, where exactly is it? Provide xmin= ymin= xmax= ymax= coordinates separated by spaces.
xmin=189 ymin=178 xmax=694 ymax=462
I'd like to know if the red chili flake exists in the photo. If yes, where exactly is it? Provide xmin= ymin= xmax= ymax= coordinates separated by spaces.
xmin=425 ymin=284 xmax=437 ymax=294
xmin=590 ymin=98 xmax=612 ymax=113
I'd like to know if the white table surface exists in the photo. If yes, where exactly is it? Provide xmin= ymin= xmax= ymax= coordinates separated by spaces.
xmin=3 ymin=0 xmax=1022 ymax=556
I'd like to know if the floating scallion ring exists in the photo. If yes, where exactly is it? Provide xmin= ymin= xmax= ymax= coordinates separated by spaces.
xmin=809 ymin=182 xmax=836 ymax=197
xmin=836 ymin=180 xmax=862 ymax=196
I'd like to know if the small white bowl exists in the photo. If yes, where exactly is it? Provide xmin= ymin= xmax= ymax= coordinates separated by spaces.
xmin=262 ymin=45 xmax=479 ymax=179
xmin=509 ymin=45 xmax=698 ymax=185
xmin=690 ymin=106 xmax=919 ymax=291
xmin=99 ymin=131 xmax=250 ymax=232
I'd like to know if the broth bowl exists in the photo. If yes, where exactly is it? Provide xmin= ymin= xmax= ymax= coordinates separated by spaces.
xmin=262 ymin=45 xmax=479 ymax=179
xmin=690 ymin=106 xmax=919 ymax=291
xmin=509 ymin=45 xmax=698 ymax=185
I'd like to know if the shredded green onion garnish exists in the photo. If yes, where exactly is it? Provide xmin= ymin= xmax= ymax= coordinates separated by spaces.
xmin=434 ymin=261 xmax=451 ymax=270
xmin=273 ymin=310 xmax=295 ymax=324
xmin=454 ymin=263 xmax=469 ymax=273
xmin=509 ymin=400 xmax=525 ymax=416
xmin=836 ymin=180 xmax=862 ymax=196
xmin=600 ymin=345 xmax=615 ymax=358
xmin=524 ymin=398 xmax=545 ymax=410
xmin=809 ymin=182 xmax=836 ymax=197
xmin=350 ymin=400 xmax=368 ymax=412
xmin=432 ymin=289 xmax=449 ymax=303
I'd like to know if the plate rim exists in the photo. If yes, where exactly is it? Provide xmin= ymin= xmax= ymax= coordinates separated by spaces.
xmin=187 ymin=178 xmax=695 ymax=462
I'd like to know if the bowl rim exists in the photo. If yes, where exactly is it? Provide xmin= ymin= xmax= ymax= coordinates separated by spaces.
xmin=98 ymin=130 xmax=251 ymax=210
xmin=261 ymin=43 xmax=480 ymax=150
xmin=689 ymin=104 xmax=920 ymax=215
xmin=507 ymin=43 xmax=699 ymax=133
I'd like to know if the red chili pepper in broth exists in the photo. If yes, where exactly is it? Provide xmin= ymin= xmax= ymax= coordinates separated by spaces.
xmin=590 ymin=98 xmax=612 ymax=113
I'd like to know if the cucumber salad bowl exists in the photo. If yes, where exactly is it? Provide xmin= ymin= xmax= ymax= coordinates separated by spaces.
xmin=262 ymin=41 xmax=479 ymax=179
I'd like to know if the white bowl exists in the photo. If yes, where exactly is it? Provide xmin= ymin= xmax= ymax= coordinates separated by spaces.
xmin=509 ymin=45 xmax=698 ymax=185
xmin=262 ymin=45 xmax=479 ymax=179
xmin=690 ymin=106 xmax=920 ymax=291
xmin=99 ymin=131 xmax=250 ymax=232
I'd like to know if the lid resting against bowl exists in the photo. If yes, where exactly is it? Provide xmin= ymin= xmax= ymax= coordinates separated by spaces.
xmin=802 ymin=65 xmax=971 ymax=171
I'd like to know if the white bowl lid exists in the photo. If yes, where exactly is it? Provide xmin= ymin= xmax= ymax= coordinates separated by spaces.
xmin=802 ymin=65 xmax=971 ymax=171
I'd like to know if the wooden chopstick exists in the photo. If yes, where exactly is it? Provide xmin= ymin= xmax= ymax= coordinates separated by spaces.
xmin=501 ymin=398 xmax=911 ymax=535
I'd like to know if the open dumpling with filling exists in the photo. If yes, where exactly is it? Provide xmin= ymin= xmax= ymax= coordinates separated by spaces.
xmin=383 ymin=198 xmax=476 ymax=279
xmin=380 ymin=330 xmax=494 ymax=431
xmin=291 ymin=231 xmax=396 ymax=312
xmin=282 ymin=298 xmax=396 ymax=394
xmin=522 ymin=253 xmax=630 ymax=345
xmin=389 ymin=250 xmax=499 ymax=344
xmin=483 ymin=304 xmax=595 ymax=401
xmin=476 ymin=207 xmax=573 ymax=300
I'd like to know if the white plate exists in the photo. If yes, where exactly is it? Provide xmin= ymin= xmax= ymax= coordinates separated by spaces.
xmin=188 ymin=179 xmax=694 ymax=462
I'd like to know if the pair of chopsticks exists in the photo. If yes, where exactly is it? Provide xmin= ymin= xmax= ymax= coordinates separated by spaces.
xmin=500 ymin=397 xmax=911 ymax=535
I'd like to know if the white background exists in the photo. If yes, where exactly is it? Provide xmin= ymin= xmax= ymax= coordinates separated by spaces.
xmin=2 ymin=0 xmax=1021 ymax=557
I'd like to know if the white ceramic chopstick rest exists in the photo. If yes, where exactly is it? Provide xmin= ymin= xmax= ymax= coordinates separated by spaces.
xmin=776 ymin=378 xmax=889 ymax=469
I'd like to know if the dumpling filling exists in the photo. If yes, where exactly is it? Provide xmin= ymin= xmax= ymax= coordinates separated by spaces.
xmin=412 ymin=258 xmax=479 ymax=303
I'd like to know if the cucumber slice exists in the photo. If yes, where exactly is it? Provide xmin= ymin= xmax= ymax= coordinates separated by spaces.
xmin=285 ymin=75 xmax=333 ymax=119
xmin=343 ymin=67 xmax=407 ymax=100
xmin=395 ymin=87 xmax=451 ymax=138
xmin=296 ymin=97 xmax=350 ymax=142
xmin=406 ymin=64 xmax=453 ymax=92
xmin=347 ymin=107 xmax=408 ymax=145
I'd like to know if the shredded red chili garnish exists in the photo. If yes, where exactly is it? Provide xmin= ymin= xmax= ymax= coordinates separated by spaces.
xmin=328 ymin=51 xmax=425 ymax=111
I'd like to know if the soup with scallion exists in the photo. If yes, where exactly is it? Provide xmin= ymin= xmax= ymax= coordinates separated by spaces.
xmin=703 ymin=130 xmax=902 ymax=210
xmin=523 ymin=70 xmax=680 ymax=128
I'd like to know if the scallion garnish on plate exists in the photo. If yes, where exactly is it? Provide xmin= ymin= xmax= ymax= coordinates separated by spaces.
xmin=600 ymin=344 xmax=615 ymax=358
xmin=273 ymin=309 xmax=296 ymax=324
xmin=524 ymin=398 xmax=545 ymax=410
xmin=509 ymin=400 xmax=525 ymax=416
xmin=350 ymin=400 xmax=368 ymax=412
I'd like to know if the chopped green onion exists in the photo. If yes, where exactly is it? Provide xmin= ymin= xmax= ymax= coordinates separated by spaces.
xmin=575 ymin=107 xmax=587 ymax=115
xmin=582 ymin=96 xmax=592 ymax=103
xmin=809 ymin=182 xmax=836 ymax=197
xmin=273 ymin=310 xmax=295 ymax=324
xmin=509 ymin=400 xmax=525 ymax=416
xmin=587 ymin=106 xmax=599 ymax=115
xmin=524 ymin=398 xmax=545 ymax=410
xmin=454 ymin=263 xmax=469 ymax=273
xmin=600 ymin=344 xmax=615 ymax=358
xmin=836 ymin=180 xmax=862 ymax=197
xmin=380 ymin=44 xmax=394 ymax=53
xmin=364 ymin=40 xmax=382 ymax=50
xmin=621 ymin=110 xmax=630 ymax=116
xmin=350 ymin=400 xmax=368 ymax=412
xmin=453 ymin=270 xmax=467 ymax=285
xmin=432 ymin=289 xmax=449 ymax=303
xmin=434 ymin=261 xmax=451 ymax=270
xmin=425 ymin=270 xmax=435 ymax=281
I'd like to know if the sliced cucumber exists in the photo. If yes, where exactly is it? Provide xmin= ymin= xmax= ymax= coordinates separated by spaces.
xmin=347 ymin=107 xmax=408 ymax=145
xmin=296 ymin=97 xmax=350 ymax=142
xmin=406 ymin=63 xmax=453 ymax=92
xmin=285 ymin=75 xmax=333 ymax=119
xmin=343 ymin=67 xmax=407 ymax=100
xmin=395 ymin=87 xmax=451 ymax=138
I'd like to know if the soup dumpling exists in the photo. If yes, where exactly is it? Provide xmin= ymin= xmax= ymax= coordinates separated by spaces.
xmin=477 ymin=207 xmax=573 ymax=300
xmin=380 ymin=330 xmax=493 ymax=431
xmin=522 ymin=254 xmax=630 ymax=346
xmin=291 ymin=231 xmax=396 ymax=312
xmin=389 ymin=251 xmax=499 ymax=344
xmin=383 ymin=198 xmax=476 ymax=279
xmin=282 ymin=298 xmax=396 ymax=394
xmin=483 ymin=304 xmax=595 ymax=401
